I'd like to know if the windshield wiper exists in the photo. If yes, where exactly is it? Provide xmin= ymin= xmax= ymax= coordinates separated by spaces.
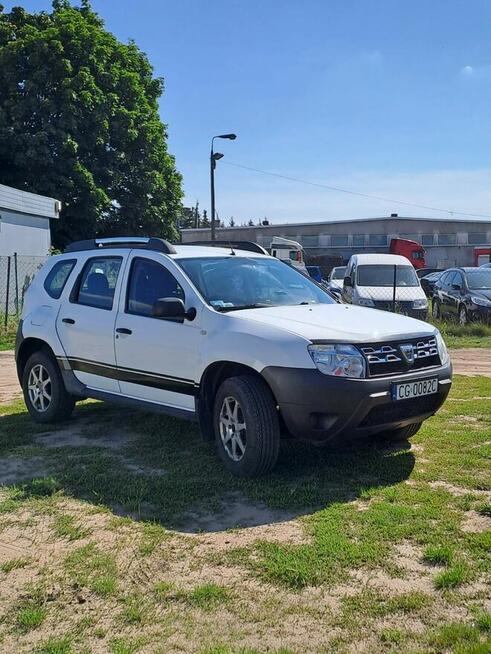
xmin=215 ymin=303 xmax=271 ymax=312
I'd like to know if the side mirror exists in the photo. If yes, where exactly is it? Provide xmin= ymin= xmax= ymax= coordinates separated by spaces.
xmin=151 ymin=298 xmax=196 ymax=321
xmin=343 ymin=276 xmax=352 ymax=288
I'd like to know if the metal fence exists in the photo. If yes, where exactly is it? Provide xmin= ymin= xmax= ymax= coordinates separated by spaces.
xmin=0 ymin=254 xmax=47 ymax=327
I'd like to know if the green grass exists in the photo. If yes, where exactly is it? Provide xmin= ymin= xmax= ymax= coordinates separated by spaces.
xmin=423 ymin=544 xmax=454 ymax=566
xmin=0 ymin=316 xmax=17 ymax=351
xmin=35 ymin=637 xmax=72 ymax=654
xmin=0 ymin=375 xmax=490 ymax=652
xmin=64 ymin=543 xmax=118 ymax=597
xmin=187 ymin=582 xmax=230 ymax=609
xmin=0 ymin=557 xmax=30 ymax=573
xmin=429 ymin=316 xmax=491 ymax=348
xmin=53 ymin=514 xmax=90 ymax=541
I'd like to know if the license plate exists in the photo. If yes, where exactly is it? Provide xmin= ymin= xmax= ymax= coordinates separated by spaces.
xmin=392 ymin=377 xmax=438 ymax=401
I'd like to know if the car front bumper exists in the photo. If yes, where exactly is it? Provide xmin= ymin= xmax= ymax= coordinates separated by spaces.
xmin=262 ymin=361 xmax=452 ymax=442
xmin=468 ymin=305 xmax=491 ymax=323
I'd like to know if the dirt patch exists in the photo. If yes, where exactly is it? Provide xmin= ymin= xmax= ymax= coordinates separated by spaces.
xmin=450 ymin=348 xmax=491 ymax=377
xmin=0 ymin=350 xmax=21 ymax=405
xmin=179 ymin=491 xmax=308 ymax=533
xmin=34 ymin=422 xmax=135 ymax=450
xmin=0 ymin=456 xmax=49 ymax=485
xmin=430 ymin=481 xmax=491 ymax=500
xmin=461 ymin=510 xmax=491 ymax=533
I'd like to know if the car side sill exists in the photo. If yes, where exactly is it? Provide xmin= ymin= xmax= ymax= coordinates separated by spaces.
xmin=60 ymin=369 xmax=197 ymax=422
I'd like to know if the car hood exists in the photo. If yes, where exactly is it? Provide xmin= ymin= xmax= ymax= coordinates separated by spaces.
xmin=329 ymin=279 xmax=344 ymax=289
xmin=471 ymin=289 xmax=491 ymax=300
xmin=233 ymin=303 xmax=435 ymax=342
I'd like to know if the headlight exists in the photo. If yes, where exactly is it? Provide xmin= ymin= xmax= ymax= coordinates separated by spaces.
xmin=412 ymin=298 xmax=428 ymax=309
xmin=308 ymin=344 xmax=366 ymax=378
xmin=471 ymin=295 xmax=491 ymax=307
xmin=358 ymin=298 xmax=375 ymax=307
xmin=435 ymin=331 xmax=449 ymax=365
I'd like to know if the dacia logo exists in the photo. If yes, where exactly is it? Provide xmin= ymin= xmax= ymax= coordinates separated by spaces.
xmin=400 ymin=343 xmax=415 ymax=366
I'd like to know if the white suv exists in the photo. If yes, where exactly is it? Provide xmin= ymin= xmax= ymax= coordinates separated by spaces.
xmin=16 ymin=237 xmax=452 ymax=477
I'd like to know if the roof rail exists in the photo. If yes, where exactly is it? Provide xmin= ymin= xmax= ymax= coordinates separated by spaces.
xmin=184 ymin=240 xmax=268 ymax=255
xmin=64 ymin=237 xmax=177 ymax=255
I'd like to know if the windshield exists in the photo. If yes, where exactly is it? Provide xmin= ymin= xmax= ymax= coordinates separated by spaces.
xmin=466 ymin=270 xmax=491 ymax=290
xmin=177 ymin=257 xmax=335 ymax=310
xmin=331 ymin=267 xmax=346 ymax=280
xmin=357 ymin=265 xmax=419 ymax=287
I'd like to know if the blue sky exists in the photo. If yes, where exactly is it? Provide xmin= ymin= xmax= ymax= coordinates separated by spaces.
xmin=4 ymin=0 xmax=491 ymax=223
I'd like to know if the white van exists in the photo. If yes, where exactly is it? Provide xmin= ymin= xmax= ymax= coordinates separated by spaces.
xmin=342 ymin=253 xmax=428 ymax=319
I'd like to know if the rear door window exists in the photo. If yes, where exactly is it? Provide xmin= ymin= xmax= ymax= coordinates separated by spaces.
xmin=74 ymin=257 xmax=122 ymax=310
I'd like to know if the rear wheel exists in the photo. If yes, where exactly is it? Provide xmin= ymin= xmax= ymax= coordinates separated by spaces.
xmin=213 ymin=375 xmax=280 ymax=477
xmin=379 ymin=421 xmax=422 ymax=443
xmin=22 ymin=350 xmax=76 ymax=423
xmin=432 ymin=299 xmax=440 ymax=319
xmin=459 ymin=305 xmax=468 ymax=326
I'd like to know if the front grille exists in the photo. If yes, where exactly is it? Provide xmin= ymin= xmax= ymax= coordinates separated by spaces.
xmin=360 ymin=393 xmax=443 ymax=428
xmin=373 ymin=300 xmax=414 ymax=312
xmin=360 ymin=336 xmax=441 ymax=377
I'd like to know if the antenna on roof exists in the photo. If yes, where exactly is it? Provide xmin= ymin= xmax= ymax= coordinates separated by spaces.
xmin=229 ymin=241 xmax=236 ymax=256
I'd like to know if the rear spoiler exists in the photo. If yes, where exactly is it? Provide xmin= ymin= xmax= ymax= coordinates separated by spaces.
xmin=184 ymin=240 xmax=268 ymax=255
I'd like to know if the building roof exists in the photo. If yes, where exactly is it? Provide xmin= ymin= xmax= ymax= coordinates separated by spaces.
xmin=182 ymin=214 xmax=491 ymax=231
xmin=0 ymin=183 xmax=60 ymax=219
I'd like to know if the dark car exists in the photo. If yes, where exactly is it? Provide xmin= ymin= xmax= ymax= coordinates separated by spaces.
xmin=416 ymin=267 xmax=443 ymax=279
xmin=421 ymin=270 xmax=443 ymax=297
xmin=432 ymin=267 xmax=491 ymax=325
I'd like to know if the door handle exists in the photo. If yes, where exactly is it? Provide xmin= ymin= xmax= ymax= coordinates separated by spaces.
xmin=116 ymin=327 xmax=132 ymax=335
xmin=62 ymin=318 xmax=75 ymax=324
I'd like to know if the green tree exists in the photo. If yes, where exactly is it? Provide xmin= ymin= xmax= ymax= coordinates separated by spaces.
xmin=0 ymin=0 xmax=182 ymax=247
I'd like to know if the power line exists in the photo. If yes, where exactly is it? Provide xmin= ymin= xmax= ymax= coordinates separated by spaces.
xmin=222 ymin=160 xmax=491 ymax=220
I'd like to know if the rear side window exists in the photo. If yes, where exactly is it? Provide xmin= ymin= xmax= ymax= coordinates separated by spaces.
xmin=44 ymin=259 xmax=76 ymax=299
xmin=75 ymin=257 xmax=122 ymax=310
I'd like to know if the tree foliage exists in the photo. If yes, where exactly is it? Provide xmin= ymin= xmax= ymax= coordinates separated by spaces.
xmin=0 ymin=0 xmax=182 ymax=247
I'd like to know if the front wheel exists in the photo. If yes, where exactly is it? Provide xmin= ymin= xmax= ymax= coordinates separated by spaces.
xmin=213 ymin=375 xmax=280 ymax=477
xmin=22 ymin=350 xmax=76 ymax=423
xmin=459 ymin=305 xmax=468 ymax=326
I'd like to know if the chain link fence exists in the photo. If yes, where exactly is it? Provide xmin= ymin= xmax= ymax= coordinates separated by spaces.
xmin=1 ymin=254 xmax=47 ymax=328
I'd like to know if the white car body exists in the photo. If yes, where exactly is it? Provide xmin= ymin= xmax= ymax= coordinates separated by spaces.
xmin=16 ymin=238 xmax=452 ymax=475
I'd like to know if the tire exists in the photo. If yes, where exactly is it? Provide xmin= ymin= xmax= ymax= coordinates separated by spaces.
xmin=459 ymin=305 xmax=468 ymax=326
xmin=379 ymin=421 xmax=422 ymax=443
xmin=213 ymin=375 xmax=280 ymax=477
xmin=22 ymin=350 xmax=76 ymax=423
xmin=432 ymin=299 xmax=440 ymax=319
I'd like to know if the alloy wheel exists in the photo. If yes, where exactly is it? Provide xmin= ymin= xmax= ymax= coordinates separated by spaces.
xmin=27 ymin=364 xmax=52 ymax=412
xmin=219 ymin=396 xmax=247 ymax=461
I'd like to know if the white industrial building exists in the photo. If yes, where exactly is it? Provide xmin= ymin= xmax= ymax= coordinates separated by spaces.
xmin=0 ymin=183 xmax=60 ymax=257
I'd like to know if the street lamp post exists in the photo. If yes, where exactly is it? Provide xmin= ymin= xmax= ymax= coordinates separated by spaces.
xmin=210 ymin=133 xmax=236 ymax=241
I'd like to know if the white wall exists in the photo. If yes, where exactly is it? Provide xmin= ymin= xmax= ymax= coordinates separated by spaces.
xmin=0 ymin=210 xmax=51 ymax=256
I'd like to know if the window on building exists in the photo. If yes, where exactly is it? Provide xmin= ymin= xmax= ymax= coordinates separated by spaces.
xmin=301 ymin=235 xmax=319 ymax=248
xmin=352 ymin=234 xmax=365 ymax=247
xmin=421 ymin=234 xmax=434 ymax=246
xmin=467 ymin=233 xmax=487 ymax=245
xmin=331 ymin=235 xmax=349 ymax=247
xmin=368 ymin=234 xmax=387 ymax=246
xmin=437 ymin=234 xmax=456 ymax=246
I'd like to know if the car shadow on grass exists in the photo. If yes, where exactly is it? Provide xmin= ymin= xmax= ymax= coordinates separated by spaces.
xmin=0 ymin=401 xmax=415 ymax=532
